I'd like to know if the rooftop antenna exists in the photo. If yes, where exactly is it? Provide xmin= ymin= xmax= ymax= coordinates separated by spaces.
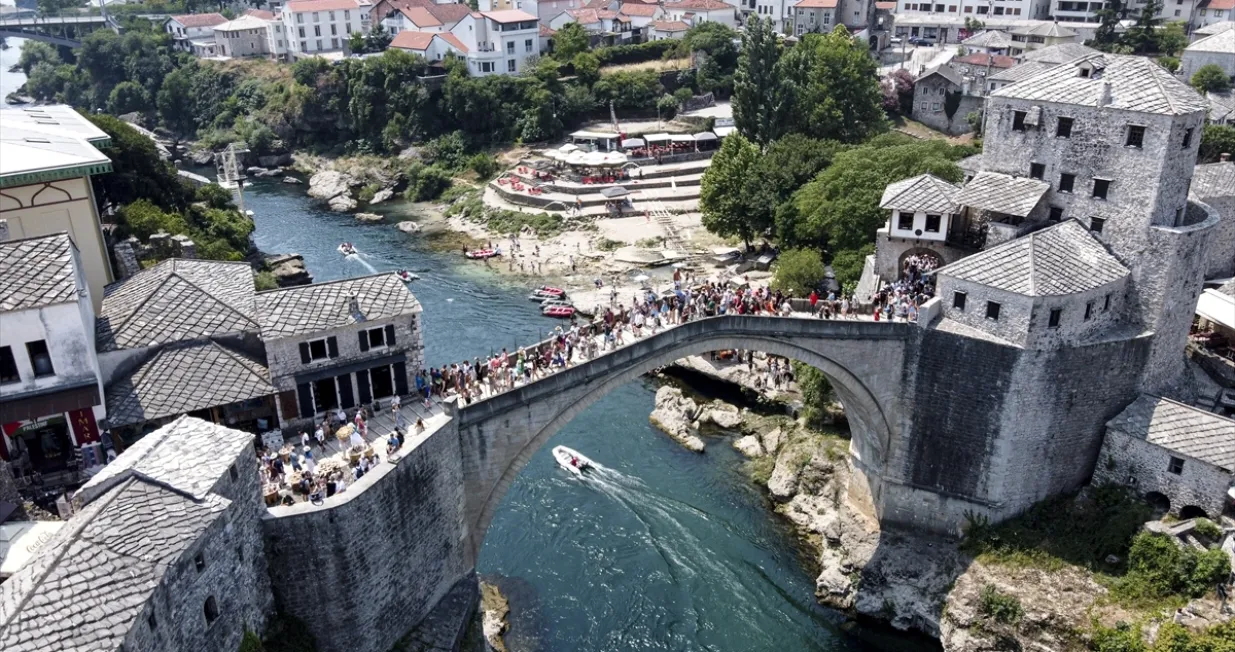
xmin=216 ymin=141 xmax=250 ymax=213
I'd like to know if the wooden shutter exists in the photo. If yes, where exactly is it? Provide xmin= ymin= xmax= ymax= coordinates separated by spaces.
xmin=299 ymin=342 xmax=311 ymax=364
xmin=327 ymin=336 xmax=339 ymax=358
xmin=278 ymin=390 xmax=299 ymax=420
xmin=393 ymin=361 xmax=409 ymax=396
xmin=338 ymin=374 xmax=355 ymax=409
xmin=296 ymin=383 xmax=314 ymax=418
xmin=357 ymin=370 xmax=372 ymax=405
xmin=385 ymin=324 xmax=396 ymax=346
xmin=358 ymin=330 xmax=369 ymax=352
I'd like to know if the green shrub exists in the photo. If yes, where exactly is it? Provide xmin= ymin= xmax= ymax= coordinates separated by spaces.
xmin=358 ymin=183 xmax=380 ymax=203
xmin=792 ymin=360 xmax=832 ymax=428
xmin=593 ymin=40 xmax=679 ymax=66
xmin=977 ymin=584 xmax=1023 ymax=626
xmin=595 ymin=237 xmax=623 ymax=251
xmin=254 ymin=270 xmax=278 ymax=291
xmin=467 ymin=153 xmax=498 ymax=179
xmin=238 ymin=628 xmax=264 ymax=652
xmin=771 ymin=248 xmax=827 ymax=296
xmin=403 ymin=163 xmax=453 ymax=202
xmin=1090 ymin=622 xmax=1145 ymax=652
xmin=1112 ymin=532 xmax=1231 ymax=605
xmin=656 ymin=94 xmax=679 ymax=120
xmin=1193 ymin=518 xmax=1222 ymax=541
xmin=830 ymin=244 xmax=874 ymax=289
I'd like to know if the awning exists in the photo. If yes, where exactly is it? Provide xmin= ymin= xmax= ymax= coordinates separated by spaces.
xmin=1 ymin=521 xmax=65 ymax=578
xmin=0 ymin=380 xmax=100 ymax=424
xmin=294 ymin=352 xmax=407 ymax=385
xmin=571 ymin=130 xmax=619 ymax=140
xmin=584 ymin=151 xmax=608 ymax=166
xmin=601 ymin=187 xmax=630 ymax=198
xmin=713 ymin=126 xmax=736 ymax=137
xmin=558 ymin=143 xmax=579 ymax=153
xmin=670 ymin=134 xmax=695 ymax=143
xmin=954 ymin=171 xmax=1050 ymax=218
xmin=621 ymin=138 xmax=645 ymax=148
xmin=1197 ymin=289 xmax=1235 ymax=330
xmin=693 ymin=132 xmax=718 ymax=141
xmin=602 ymin=151 xmax=627 ymax=166
xmin=645 ymin=133 xmax=671 ymax=142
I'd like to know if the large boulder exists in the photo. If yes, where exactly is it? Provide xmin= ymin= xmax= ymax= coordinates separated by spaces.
xmin=396 ymin=221 xmax=422 ymax=234
xmin=282 ymin=176 xmax=303 ymax=184
xmin=265 ymin=254 xmax=312 ymax=287
xmin=733 ymin=435 xmax=764 ymax=458
xmin=328 ymin=195 xmax=358 ymax=212
xmin=187 ymin=149 xmax=215 ymax=166
xmin=308 ymin=170 xmax=355 ymax=200
xmin=767 ymin=448 xmax=801 ymax=502
xmin=369 ymin=188 xmax=395 ymax=205
xmin=355 ymin=212 xmax=383 ymax=223
xmin=704 ymin=402 xmax=743 ymax=429
xmin=649 ymin=386 xmax=706 ymax=453
xmin=252 ymin=167 xmax=284 ymax=178
xmin=761 ymin=427 xmax=783 ymax=455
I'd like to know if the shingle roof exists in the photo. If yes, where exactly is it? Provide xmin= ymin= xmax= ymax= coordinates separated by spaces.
xmin=987 ymin=60 xmax=1055 ymax=84
xmin=954 ymin=171 xmax=1050 ymax=217
xmin=0 ymin=233 xmax=78 ymax=311
xmin=78 ymin=416 xmax=255 ymax=503
xmin=957 ymin=153 xmax=983 ymax=175
xmin=169 ymin=12 xmax=228 ymax=27
xmin=920 ymin=63 xmax=963 ymax=87
xmin=1107 ymin=394 xmax=1235 ymax=470
xmin=103 ymin=340 xmax=273 ymax=429
xmin=952 ymin=52 xmax=1017 ymax=69
xmin=652 ymin=19 xmax=689 ymax=30
xmin=937 ymin=219 xmax=1129 ymax=296
xmin=1207 ymin=91 xmax=1235 ymax=123
xmin=619 ymin=2 xmax=660 ymax=15
xmin=96 ymin=259 xmax=257 ymax=352
xmin=992 ymin=53 xmax=1208 ymax=116
xmin=256 ymin=272 xmax=421 ymax=339
xmin=1011 ymin=21 xmax=1076 ymax=37
xmin=879 ymin=174 xmax=961 ymax=213
xmin=1194 ymin=20 xmax=1234 ymax=36
xmin=962 ymin=29 xmax=1013 ymax=49
xmin=0 ymin=476 xmax=230 ymax=652
xmin=1185 ymin=27 xmax=1235 ymax=54
xmin=1191 ymin=160 xmax=1235 ymax=201
xmin=1020 ymin=42 xmax=1097 ymax=65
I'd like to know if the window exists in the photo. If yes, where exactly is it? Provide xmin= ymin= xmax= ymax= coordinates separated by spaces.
xmin=314 ymin=25 xmax=321 ymax=36
xmin=330 ymin=24 xmax=336 ymax=35
xmin=480 ymin=61 xmax=494 ymax=72
xmin=1104 ymin=293 xmax=1112 ymax=311
xmin=300 ymin=40 xmax=307 ymax=50
xmin=1084 ymin=301 xmax=1094 ymax=320
xmin=1182 ymin=127 xmax=1193 ymax=148
xmin=0 ymin=346 xmax=17 ymax=384
xmin=508 ymin=60 xmax=517 ymax=72
xmin=345 ymin=9 xmax=350 ymax=18
xmin=1168 ymin=456 xmax=1184 ymax=475
xmin=1092 ymin=178 xmax=1110 ymax=199
xmin=297 ymin=13 xmax=303 ymax=22
xmin=359 ymin=325 xmax=395 ymax=351
xmin=1049 ymin=206 xmax=1063 ymax=221
xmin=331 ymin=38 xmax=339 ymax=49
xmin=229 ymin=464 xmax=239 ymax=481
xmin=1011 ymin=109 xmax=1027 ymax=131
xmin=300 ymin=336 xmax=338 ymax=363
xmin=1125 ymin=125 xmax=1145 ymax=148
xmin=1058 ymin=173 xmax=1075 ymax=193
xmin=1048 ymin=308 xmax=1062 ymax=328
xmin=298 ymin=26 xmax=305 ymax=37
xmin=953 ymin=291 xmax=967 ymax=310
xmin=316 ymin=39 xmax=323 ymax=49
xmin=1056 ymin=116 xmax=1073 ymax=138
xmin=26 ymin=340 xmax=53 ymax=378
xmin=148 ymin=614 xmax=157 ymax=631
xmin=237 ymin=545 xmax=243 ymax=562
xmin=986 ymin=301 xmax=1001 ymax=320
xmin=925 ymin=214 xmax=941 ymax=232
xmin=195 ymin=552 xmax=206 ymax=573
xmin=204 ymin=597 xmax=219 ymax=625
xmin=525 ymin=38 xmax=533 ymax=52
xmin=506 ymin=41 xmax=515 ymax=54
xmin=898 ymin=212 xmax=914 ymax=230
xmin=1030 ymin=162 xmax=1045 ymax=179
xmin=1090 ymin=217 xmax=1105 ymax=233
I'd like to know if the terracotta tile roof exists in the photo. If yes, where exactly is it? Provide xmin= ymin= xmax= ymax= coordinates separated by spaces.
xmin=244 ymin=8 xmax=277 ymax=19
xmin=283 ymin=0 xmax=361 ymax=12
xmin=952 ymin=52 xmax=1016 ymax=69
xmin=879 ymin=174 xmax=961 ymax=214
xmin=567 ymin=8 xmax=603 ymax=22
xmin=391 ymin=29 xmax=437 ymax=49
xmin=1198 ymin=0 xmax=1235 ymax=9
xmin=438 ymin=31 xmax=469 ymax=52
xmin=652 ymin=19 xmax=689 ymax=30
xmin=795 ymin=0 xmax=837 ymax=8
xmin=875 ymin=1 xmax=895 ymax=8
xmin=1107 ymin=394 xmax=1235 ymax=469
xmin=620 ymin=2 xmax=659 ymax=15
xmin=401 ymin=5 xmax=441 ymax=25
xmin=991 ymin=52 xmax=1210 ymax=116
xmin=0 ymin=233 xmax=78 ymax=311
xmin=540 ymin=23 xmax=556 ymax=36
xmin=481 ymin=8 xmax=537 ymax=21
xmin=665 ymin=0 xmax=732 ymax=10
xmin=427 ymin=2 xmax=471 ymax=22
xmin=169 ymin=12 xmax=228 ymax=27
xmin=937 ymin=219 xmax=1129 ymax=297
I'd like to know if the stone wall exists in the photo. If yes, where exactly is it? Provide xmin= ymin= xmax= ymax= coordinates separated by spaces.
xmin=262 ymin=417 xmax=471 ymax=652
xmin=264 ymin=314 xmax=424 ymax=392
xmin=934 ymin=276 xmax=1035 ymax=345
xmin=911 ymin=77 xmax=980 ymax=135
xmin=1092 ymin=430 xmax=1231 ymax=517
xmin=1023 ymin=278 xmax=1127 ymax=350
xmin=874 ymin=230 xmax=971 ymax=280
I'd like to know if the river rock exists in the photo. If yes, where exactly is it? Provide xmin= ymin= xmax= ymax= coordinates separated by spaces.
xmin=767 ymin=449 xmax=801 ymax=502
xmin=282 ymin=176 xmax=303 ymax=184
xmin=396 ymin=221 xmax=421 ymax=234
xmin=258 ymin=153 xmax=293 ymax=167
xmin=265 ymin=254 xmax=312 ymax=287
xmin=649 ymin=386 xmax=706 ymax=453
xmin=479 ymin=582 xmax=510 ymax=652
xmin=253 ymin=167 xmax=284 ymax=178
xmin=733 ymin=435 xmax=764 ymax=458
xmin=328 ymin=195 xmax=358 ymax=212
xmin=355 ymin=212 xmax=383 ymax=223
xmin=704 ymin=403 xmax=743 ymax=430
xmin=369 ymin=188 xmax=395 ymax=205
xmin=761 ymin=427 xmax=783 ymax=455
xmin=187 ymin=149 xmax=215 ymax=166
xmin=308 ymin=170 xmax=356 ymax=200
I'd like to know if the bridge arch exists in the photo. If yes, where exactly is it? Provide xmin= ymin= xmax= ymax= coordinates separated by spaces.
xmin=456 ymin=316 xmax=911 ymax=558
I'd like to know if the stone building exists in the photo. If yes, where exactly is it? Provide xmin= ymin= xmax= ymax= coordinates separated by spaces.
xmin=1190 ymin=156 xmax=1235 ymax=279
xmin=911 ymin=65 xmax=982 ymax=135
xmin=255 ymin=273 xmax=424 ymax=431
xmin=1092 ymin=394 xmax=1235 ymax=519
xmin=873 ymin=173 xmax=969 ymax=279
xmin=1180 ymin=27 xmax=1235 ymax=81
xmin=0 ymin=417 xmax=273 ymax=652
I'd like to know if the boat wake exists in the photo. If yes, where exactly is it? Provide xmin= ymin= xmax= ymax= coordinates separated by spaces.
xmin=352 ymin=253 xmax=379 ymax=275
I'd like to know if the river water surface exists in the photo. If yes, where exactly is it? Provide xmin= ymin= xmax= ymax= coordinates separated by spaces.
xmin=245 ymin=179 xmax=911 ymax=652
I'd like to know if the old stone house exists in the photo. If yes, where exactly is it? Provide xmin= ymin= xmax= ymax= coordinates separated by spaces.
xmin=1093 ymin=394 xmax=1235 ymax=519
xmin=911 ymin=65 xmax=983 ymax=134
xmin=873 ymin=173 xmax=970 ymax=279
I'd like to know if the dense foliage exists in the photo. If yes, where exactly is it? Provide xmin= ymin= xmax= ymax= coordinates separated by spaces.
xmin=1191 ymin=64 xmax=1232 ymax=94
xmin=1200 ymin=125 xmax=1235 ymax=164
xmin=770 ymin=248 xmax=827 ymax=295
xmin=1090 ymin=620 xmax=1235 ymax=652
xmin=1112 ymin=531 xmax=1230 ymax=605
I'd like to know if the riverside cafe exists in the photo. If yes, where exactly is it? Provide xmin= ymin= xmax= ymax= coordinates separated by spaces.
xmin=570 ymin=129 xmax=621 ymax=152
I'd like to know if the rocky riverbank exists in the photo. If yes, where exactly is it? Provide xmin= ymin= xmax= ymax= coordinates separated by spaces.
xmin=479 ymin=582 xmax=510 ymax=652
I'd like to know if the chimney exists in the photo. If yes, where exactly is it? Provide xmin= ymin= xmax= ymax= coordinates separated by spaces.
xmin=1222 ymin=153 xmax=1231 ymax=163
xmin=349 ymin=294 xmax=363 ymax=321
xmin=1098 ymin=81 xmax=1111 ymax=106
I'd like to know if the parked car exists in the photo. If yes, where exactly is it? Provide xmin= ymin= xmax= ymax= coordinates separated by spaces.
xmin=890 ymin=35 xmax=904 ymax=44
xmin=909 ymin=36 xmax=936 ymax=46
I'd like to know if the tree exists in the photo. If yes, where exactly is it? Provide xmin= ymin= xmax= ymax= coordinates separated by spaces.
xmin=699 ymin=133 xmax=767 ymax=247
xmin=86 ymin=114 xmax=195 ymax=215
xmin=1191 ymin=64 xmax=1232 ymax=94
xmin=779 ymin=27 xmax=886 ymax=143
xmin=1199 ymin=125 xmax=1235 ymax=163
xmin=572 ymin=52 xmax=600 ymax=86
xmin=732 ymin=17 xmax=785 ymax=146
xmin=1092 ymin=0 xmax=1126 ymax=47
xmin=553 ymin=22 xmax=590 ymax=61
xmin=771 ymin=248 xmax=827 ymax=295
xmin=364 ymin=25 xmax=393 ymax=52
xmin=1124 ymin=0 xmax=1163 ymax=52
xmin=157 ymin=66 xmax=198 ymax=138
xmin=1156 ymin=21 xmax=1188 ymax=56
xmin=1155 ymin=56 xmax=1180 ymax=73
xmin=16 ymin=41 xmax=60 ymax=76
xmin=107 ymin=81 xmax=153 ymax=117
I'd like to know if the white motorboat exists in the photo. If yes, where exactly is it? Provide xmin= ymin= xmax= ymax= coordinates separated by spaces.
xmin=338 ymin=243 xmax=358 ymax=256
xmin=552 ymin=446 xmax=594 ymax=476
xmin=396 ymin=269 xmax=419 ymax=282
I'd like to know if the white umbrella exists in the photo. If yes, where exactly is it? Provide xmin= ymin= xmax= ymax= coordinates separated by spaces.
xmin=633 ymin=274 xmax=650 ymax=282
xmin=543 ymin=150 xmax=564 ymax=161
xmin=672 ymin=262 xmax=688 ymax=268
xmin=603 ymin=151 xmax=628 ymax=166
xmin=565 ymin=151 xmax=589 ymax=166
xmin=584 ymin=151 xmax=607 ymax=166
xmin=559 ymin=143 xmax=579 ymax=153
xmin=621 ymin=138 xmax=646 ymax=148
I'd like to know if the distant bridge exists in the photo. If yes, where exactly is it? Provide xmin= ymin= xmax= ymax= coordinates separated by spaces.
xmin=0 ymin=13 xmax=119 ymax=47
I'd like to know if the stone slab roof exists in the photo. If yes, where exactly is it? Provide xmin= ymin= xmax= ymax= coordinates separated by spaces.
xmin=920 ymin=63 xmax=962 ymax=87
xmin=1191 ymin=160 xmax=1235 ymax=201
xmin=988 ymin=60 xmax=1056 ymax=85
xmin=954 ymin=171 xmax=1050 ymax=217
xmin=879 ymin=173 xmax=961 ymax=214
xmin=936 ymin=219 xmax=1129 ymax=296
xmin=104 ymin=340 xmax=273 ymax=429
xmin=256 ymin=272 xmax=420 ymax=339
xmin=96 ymin=258 xmax=257 ymax=352
xmin=1011 ymin=21 xmax=1076 ymax=37
xmin=0 ymin=233 xmax=78 ymax=311
xmin=1216 ymin=278 xmax=1235 ymax=298
xmin=991 ymin=53 xmax=1209 ymax=116
xmin=1194 ymin=20 xmax=1234 ymax=36
xmin=1107 ymin=394 xmax=1235 ymax=470
xmin=957 ymin=153 xmax=983 ymax=176
xmin=1185 ymin=27 xmax=1235 ymax=54
xmin=962 ymin=29 xmax=1013 ymax=49
xmin=0 ymin=476 xmax=229 ymax=652
xmin=1020 ymin=42 xmax=1097 ymax=65
xmin=1208 ymin=91 xmax=1235 ymax=123
xmin=77 ymin=416 xmax=254 ymax=503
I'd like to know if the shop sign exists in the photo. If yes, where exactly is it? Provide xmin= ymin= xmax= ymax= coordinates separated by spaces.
xmin=69 ymin=408 xmax=101 ymax=444
xmin=5 ymin=416 xmax=66 ymax=438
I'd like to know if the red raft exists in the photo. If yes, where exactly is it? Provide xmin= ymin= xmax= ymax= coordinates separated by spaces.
xmin=465 ymin=249 xmax=500 ymax=260
xmin=542 ymin=304 xmax=576 ymax=318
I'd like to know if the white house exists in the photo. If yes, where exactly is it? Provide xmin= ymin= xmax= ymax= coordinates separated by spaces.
xmin=792 ymin=0 xmax=837 ymax=35
xmin=450 ymin=10 xmax=540 ymax=75
xmin=282 ymin=0 xmax=373 ymax=57
xmin=165 ymin=13 xmax=228 ymax=52
xmin=0 ymin=233 xmax=107 ymax=485
xmin=390 ymin=29 xmax=469 ymax=59
xmin=1181 ymin=23 xmax=1235 ymax=80
xmin=1195 ymin=0 xmax=1234 ymax=29
xmin=380 ymin=2 xmax=471 ymax=34
xmin=213 ymin=15 xmax=282 ymax=59
xmin=664 ymin=0 xmax=737 ymax=27
xmin=648 ymin=18 xmax=690 ymax=38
